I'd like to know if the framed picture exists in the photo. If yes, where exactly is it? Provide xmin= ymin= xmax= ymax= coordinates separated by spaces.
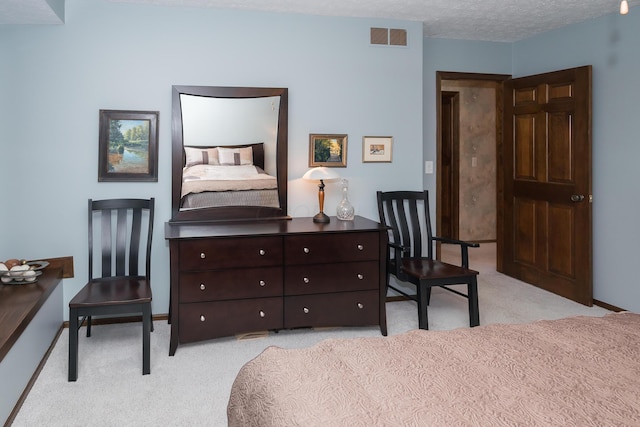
xmin=363 ymin=136 xmax=393 ymax=163
xmin=308 ymin=134 xmax=348 ymax=167
xmin=98 ymin=110 xmax=159 ymax=182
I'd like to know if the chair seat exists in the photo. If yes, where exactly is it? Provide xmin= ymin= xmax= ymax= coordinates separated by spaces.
xmin=69 ymin=277 xmax=152 ymax=308
xmin=400 ymin=258 xmax=478 ymax=281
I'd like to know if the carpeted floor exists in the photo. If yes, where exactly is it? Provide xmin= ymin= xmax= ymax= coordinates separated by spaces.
xmin=12 ymin=243 xmax=610 ymax=426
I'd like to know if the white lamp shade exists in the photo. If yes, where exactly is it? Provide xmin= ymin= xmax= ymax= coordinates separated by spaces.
xmin=302 ymin=167 xmax=340 ymax=181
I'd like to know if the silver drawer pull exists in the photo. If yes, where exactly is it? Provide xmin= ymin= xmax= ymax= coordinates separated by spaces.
xmin=200 ymin=252 xmax=206 ymax=259
xmin=357 ymin=244 xmax=364 ymax=251
xmin=259 ymin=280 xmax=266 ymax=287
xmin=303 ymin=277 xmax=310 ymax=284
xmin=259 ymin=249 xmax=266 ymax=256
xmin=200 ymin=315 xmax=206 ymax=322
xmin=259 ymin=311 xmax=265 ymax=318
xmin=303 ymin=307 xmax=310 ymax=314
xmin=357 ymin=274 xmax=364 ymax=280
xmin=357 ymin=303 xmax=364 ymax=309
xmin=303 ymin=247 xmax=310 ymax=254
xmin=200 ymin=283 xmax=206 ymax=290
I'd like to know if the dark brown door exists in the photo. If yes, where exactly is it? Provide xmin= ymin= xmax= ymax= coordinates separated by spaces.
xmin=440 ymin=91 xmax=459 ymax=239
xmin=501 ymin=66 xmax=592 ymax=305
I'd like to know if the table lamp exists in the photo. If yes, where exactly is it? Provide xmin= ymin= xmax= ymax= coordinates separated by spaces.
xmin=302 ymin=167 xmax=340 ymax=223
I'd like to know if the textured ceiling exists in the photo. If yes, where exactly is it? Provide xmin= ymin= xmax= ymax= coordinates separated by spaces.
xmin=0 ymin=0 xmax=634 ymax=42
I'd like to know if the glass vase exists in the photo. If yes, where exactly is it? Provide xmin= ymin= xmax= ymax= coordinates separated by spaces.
xmin=336 ymin=178 xmax=355 ymax=221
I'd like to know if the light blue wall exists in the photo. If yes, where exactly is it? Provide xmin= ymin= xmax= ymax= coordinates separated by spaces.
xmin=0 ymin=0 xmax=424 ymax=318
xmin=512 ymin=10 xmax=640 ymax=312
xmin=422 ymin=38 xmax=512 ymax=191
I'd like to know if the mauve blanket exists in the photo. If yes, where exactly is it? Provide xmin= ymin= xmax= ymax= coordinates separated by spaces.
xmin=227 ymin=312 xmax=640 ymax=426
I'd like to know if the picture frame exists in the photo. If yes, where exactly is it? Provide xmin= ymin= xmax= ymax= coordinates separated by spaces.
xmin=98 ymin=110 xmax=159 ymax=182
xmin=362 ymin=136 xmax=393 ymax=163
xmin=308 ymin=134 xmax=348 ymax=167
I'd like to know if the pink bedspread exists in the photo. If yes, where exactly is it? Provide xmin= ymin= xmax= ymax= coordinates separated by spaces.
xmin=227 ymin=312 xmax=640 ymax=426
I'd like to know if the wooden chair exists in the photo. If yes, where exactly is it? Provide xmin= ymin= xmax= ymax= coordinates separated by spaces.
xmin=68 ymin=198 xmax=154 ymax=381
xmin=377 ymin=190 xmax=480 ymax=330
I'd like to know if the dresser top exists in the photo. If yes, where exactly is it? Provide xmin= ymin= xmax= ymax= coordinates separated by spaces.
xmin=165 ymin=215 xmax=386 ymax=240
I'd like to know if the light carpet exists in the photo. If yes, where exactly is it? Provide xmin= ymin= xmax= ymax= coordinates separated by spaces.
xmin=12 ymin=269 xmax=610 ymax=427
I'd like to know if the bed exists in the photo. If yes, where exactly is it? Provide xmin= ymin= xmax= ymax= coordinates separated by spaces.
xmin=227 ymin=312 xmax=640 ymax=426
xmin=180 ymin=142 xmax=279 ymax=209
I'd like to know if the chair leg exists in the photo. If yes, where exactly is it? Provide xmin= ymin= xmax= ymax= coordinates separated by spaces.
xmin=142 ymin=304 xmax=151 ymax=375
xmin=468 ymin=277 xmax=480 ymax=327
xmin=69 ymin=309 xmax=79 ymax=382
xmin=416 ymin=282 xmax=430 ymax=330
xmin=86 ymin=315 xmax=92 ymax=337
xmin=426 ymin=287 xmax=432 ymax=305
xmin=150 ymin=307 xmax=154 ymax=333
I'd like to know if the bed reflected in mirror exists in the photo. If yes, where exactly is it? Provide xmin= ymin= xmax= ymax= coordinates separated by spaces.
xmin=170 ymin=86 xmax=288 ymax=223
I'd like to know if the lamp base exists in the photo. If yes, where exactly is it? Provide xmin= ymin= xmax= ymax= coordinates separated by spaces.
xmin=312 ymin=212 xmax=330 ymax=223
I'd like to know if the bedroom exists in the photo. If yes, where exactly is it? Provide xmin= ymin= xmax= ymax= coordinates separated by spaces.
xmin=1 ymin=0 xmax=639 ymax=424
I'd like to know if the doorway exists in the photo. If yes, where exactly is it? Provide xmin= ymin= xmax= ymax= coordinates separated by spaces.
xmin=436 ymin=72 xmax=509 ymax=269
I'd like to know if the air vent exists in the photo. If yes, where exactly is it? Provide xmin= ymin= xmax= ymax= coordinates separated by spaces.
xmin=390 ymin=29 xmax=407 ymax=46
xmin=370 ymin=27 xmax=389 ymax=45
xmin=370 ymin=27 xmax=407 ymax=47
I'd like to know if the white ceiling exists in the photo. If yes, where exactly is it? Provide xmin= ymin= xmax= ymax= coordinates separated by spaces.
xmin=0 ymin=0 xmax=633 ymax=42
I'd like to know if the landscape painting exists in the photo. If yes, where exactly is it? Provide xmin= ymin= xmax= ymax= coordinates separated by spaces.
xmin=308 ymin=134 xmax=348 ymax=167
xmin=98 ymin=110 xmax=158 ymax=182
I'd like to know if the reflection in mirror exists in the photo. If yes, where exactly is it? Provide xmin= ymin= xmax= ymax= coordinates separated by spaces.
xmin=170 ymin=86 xmax=288 ymax=223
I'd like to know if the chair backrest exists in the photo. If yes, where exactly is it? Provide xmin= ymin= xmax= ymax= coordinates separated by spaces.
xmin=88 ymin=198 xmax=154 ymax=280
xmin=377 ymin=190 xmax=433 ymax=259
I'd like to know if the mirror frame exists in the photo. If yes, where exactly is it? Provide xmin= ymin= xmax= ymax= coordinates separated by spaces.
xmin=170 ymin=85 xmax=289 ymax=223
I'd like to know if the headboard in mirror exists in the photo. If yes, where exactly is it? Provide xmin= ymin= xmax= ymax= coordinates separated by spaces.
xmin=170 ymin=86 xmax=289 ymax=222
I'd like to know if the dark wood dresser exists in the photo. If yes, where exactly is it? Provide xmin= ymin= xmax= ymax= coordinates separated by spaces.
xmin=165 ymin=215 xmax=388 ymax=355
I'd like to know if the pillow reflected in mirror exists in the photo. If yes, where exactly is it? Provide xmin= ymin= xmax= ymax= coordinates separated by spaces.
xmin=184 ymin=147 xmax=219 ymax=167
xmin=218 ymin=147 xmax=254 ymax=166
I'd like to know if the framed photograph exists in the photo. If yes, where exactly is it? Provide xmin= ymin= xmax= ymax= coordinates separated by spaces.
xmin=308 ymin=134 xmax=348 ymax=167
xmin=98 ymin=110 xmax=159 ymax=182
xmin=363 ymin=136 xmax=393 ymax=163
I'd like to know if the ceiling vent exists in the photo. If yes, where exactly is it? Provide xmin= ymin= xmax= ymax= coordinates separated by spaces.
xmin=370 ymin=28 xmax=407 ymax=47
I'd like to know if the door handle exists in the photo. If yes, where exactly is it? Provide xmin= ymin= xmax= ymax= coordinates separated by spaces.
xmin=571 ymin=194 xmax=585 ymax=202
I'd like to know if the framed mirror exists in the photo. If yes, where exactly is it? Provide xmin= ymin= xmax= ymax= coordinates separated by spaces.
xmin=170 ymin=86 xmax=289 ymax=222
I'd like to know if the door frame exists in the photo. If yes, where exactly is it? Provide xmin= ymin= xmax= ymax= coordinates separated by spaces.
xmin=435 ymin=71 xmax=510 ymax=265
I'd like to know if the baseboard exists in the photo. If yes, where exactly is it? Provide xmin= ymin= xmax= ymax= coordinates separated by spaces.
xmin=593 ymin=299 xmax=625 ymax=312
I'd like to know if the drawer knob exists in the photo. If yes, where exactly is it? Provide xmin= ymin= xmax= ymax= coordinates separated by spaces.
xmin=357 ymin=244 xmax=364 ymax=251
xmin=259 ymin=311 xmax=265 ymax=318
xmin=357 ymin=274 xmax=364 ymax=280
xmin=259 ymin=249 xmax=266 ymax=256
xmin=357 ymin=303 xmax=364 ymax=309
xmin=200 ymin=315 xmax=206 ymax=322
xmin=303 ymin=247 xmax=310 ymax=254
xmin=259 ymin=280 xmax=266 ymax=287
xmin=200 ymin=283 xmax=206 ymax=290
xmin=200 ymin=252 xmax=206 ymax=259
xmin=303 ymin=277 xmax=310 ymax=284
xmin=303 ymin=307 xmax=310 ymax=314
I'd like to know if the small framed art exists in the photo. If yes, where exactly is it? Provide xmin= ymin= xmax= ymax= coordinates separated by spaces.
xmin=363 ymin=136 xmax=393 ymax=163
xmin=308 ymin=134 xmax=348 ymax=167
xmin=98 ymin=110 xmax=159 ymax=182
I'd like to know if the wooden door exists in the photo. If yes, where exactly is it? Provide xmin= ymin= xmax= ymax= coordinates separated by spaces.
xmin=501 ymin=66 xmax=592 ymax=305
xmin=440 ymin=92 xmax=460 ymax=239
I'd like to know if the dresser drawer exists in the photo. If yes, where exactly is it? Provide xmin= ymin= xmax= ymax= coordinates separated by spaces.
xmin=179 ymin=267 xmax=283 ymax=303
xmin=284 ymin=290 xmax=379 ymax=329
xmin=285 ymin=232 xmax=379 ymax=265
xmin=179 ymin=298 xmax=283 ymax=343
xmin=284 ymin=261 xmax=379 ymax=296
xmin=179 ymin=236 xmax=282 ymax=271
